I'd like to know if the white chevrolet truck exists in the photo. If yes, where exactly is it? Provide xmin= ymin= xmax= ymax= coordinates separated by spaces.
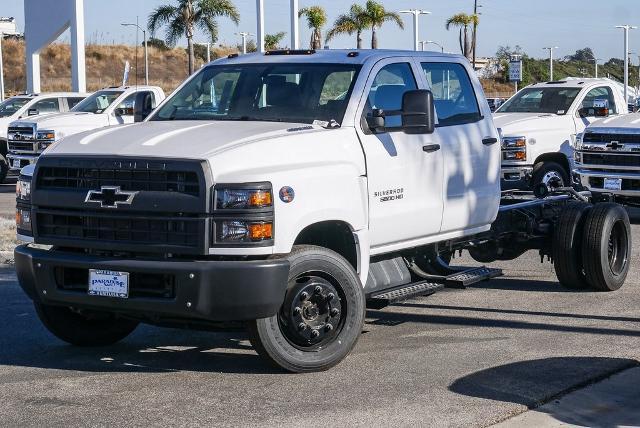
xmin=494 ymin=79 xmax=627 ymax=190
xmin=0 ymin=92 xmax=87 ymax=182
xmin=14 ymin=50 xmax=632 ymax=373
xmin=7 ymin=86 xmax=165 ymax=172
xmin=575 ymin=114 xmax=640 ymax=205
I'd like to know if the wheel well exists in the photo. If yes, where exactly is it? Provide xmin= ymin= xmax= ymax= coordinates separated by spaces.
xmin=293 ymin=221 xmax=358 ymax=270
xmin=534 ymin=153 xmax=570 ymax=175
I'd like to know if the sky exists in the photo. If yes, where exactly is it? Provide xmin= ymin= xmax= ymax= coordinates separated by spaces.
xmin=3 ymin=0 xmax=640 ymax=61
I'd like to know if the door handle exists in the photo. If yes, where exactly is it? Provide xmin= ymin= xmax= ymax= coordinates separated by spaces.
xmin=482 ymin=137 xmax=498 ymax=145
xmin=422 ymin=144 xmax=441 ymax=153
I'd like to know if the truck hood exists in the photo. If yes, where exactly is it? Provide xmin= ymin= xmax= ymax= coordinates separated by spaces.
xmin=45 ymin=120 xmax=329 ymax=159
xmin=585 ymin=113 xmax=640 ymax=131
xmin=492 ymin=112 xmax=571 ymax=135
xmin=18 ymin=111 xmax=110 ymax=139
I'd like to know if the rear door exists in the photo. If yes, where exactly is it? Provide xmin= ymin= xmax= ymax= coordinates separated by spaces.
xmin=419 ymin=60 xmax=500 ymax=234
xmin=355 ymin=58 xmax=444 ymax=251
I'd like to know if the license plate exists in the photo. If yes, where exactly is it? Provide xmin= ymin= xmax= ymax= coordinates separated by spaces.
xmin=604 ymin=178 xmax=622 ymax=191
xmin=88 ymin=269 xmax=129 ymax=298
xmin=12 ymin=159 xmax=20 ymax=169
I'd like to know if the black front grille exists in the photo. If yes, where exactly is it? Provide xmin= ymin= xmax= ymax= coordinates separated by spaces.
xmin=582 ymin=153 xmax=640 ymax=168
xmin=8 ymin=141 xmax=36 ymax=152
xmin=55 ymin=267 xmax=175 ymax=299
xmin=583 ymin=133 xmax=640 ymax=144
xmin=36 ymin=211 xmax=202 ymax=248
xmin=37 ymin=167 xmax=200 ymax=196
xmin=9 ymin=126 xmax=34 ymax=134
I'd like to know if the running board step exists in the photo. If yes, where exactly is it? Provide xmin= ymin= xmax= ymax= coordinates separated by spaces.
xmin=444 ymin=266 xmax=503 ymax=289
xmin=367 ymin=281 xmax=444 ymax=309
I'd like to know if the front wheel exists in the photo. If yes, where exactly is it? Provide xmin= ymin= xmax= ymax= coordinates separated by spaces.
xmin=248 ymin=245 xmax=365 ymax=373
xmin=531 ymin=161 xmax=568 ymax=190
xmin=0 ymin=154 xmax=8 ymax=184
xmin=35 ymin=303 xmax=139 ymax=346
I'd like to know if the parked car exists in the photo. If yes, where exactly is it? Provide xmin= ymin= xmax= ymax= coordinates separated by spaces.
xmin=487 ymin=97 xmax=505 ymax=112
xmin=0 ymin=92 xmax=87 ymax=182
xmin=493 ymin=79 xmax=628 ymax=190
xmin=14 ymin=50 xmax=631 ymax=373
xmin=6 ymin=86 xmax=165 ymax=172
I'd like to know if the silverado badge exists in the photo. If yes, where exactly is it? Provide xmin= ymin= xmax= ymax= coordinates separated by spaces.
xmin=85 ymin=186 xmax=138 ymax=208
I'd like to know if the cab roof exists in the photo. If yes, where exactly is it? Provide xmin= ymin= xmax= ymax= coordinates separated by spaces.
xmin=213 ymin=49 xmax=465 ymax=66
xmin=527 ymin=78 xmax=617 ymax=89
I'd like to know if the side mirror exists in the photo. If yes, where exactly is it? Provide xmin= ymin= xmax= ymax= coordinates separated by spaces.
xmin=27 ymin=108 xmax=39 ymax=116
xmin=401 ymin=90 xmax=435 ymax=134
xmin=578 ymin=106 xmax=609 ymax=118
xmin=133 ymin=92 xmax=154 ymax=122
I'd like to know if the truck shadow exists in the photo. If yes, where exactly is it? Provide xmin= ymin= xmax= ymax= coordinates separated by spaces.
xmin=448 ymin=357 xmax=639 ymax=426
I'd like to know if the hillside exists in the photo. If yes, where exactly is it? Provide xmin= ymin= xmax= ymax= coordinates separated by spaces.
xmin=2 ymin=39 xmax=237 ymax=95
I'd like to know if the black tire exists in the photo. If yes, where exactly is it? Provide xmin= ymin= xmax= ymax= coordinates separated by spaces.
xmin=248 ymin=245 xmax=365 ymax=373
xmin=0 ymin=155 xmax=8 ymax=184
xmin=581 ymin=203 xmax=632 ymax=292
xmin=553 ymin=202 xmax=591 ymax=289
xmin=532 ymin=161 xmax=568 ymax=190
xmin=35 ymin=303 xmax=139 ymax=346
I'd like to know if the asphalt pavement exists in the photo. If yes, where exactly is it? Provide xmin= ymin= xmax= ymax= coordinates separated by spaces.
xmin=0 ymin=213 xmax=639 ymax=427
xmin=0 ymin=174 xmax=17 ymax=219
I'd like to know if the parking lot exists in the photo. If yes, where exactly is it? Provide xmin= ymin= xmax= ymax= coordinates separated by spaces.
xmin=0 ymin=210 xmax=638 ymax=427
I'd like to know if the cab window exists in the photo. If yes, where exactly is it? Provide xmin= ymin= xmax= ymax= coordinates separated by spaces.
xmin=31 ymin=98 xmax=60 ymax=114
xmin=364 ymin=62 xmax=418 ymax=128
xmin=421 ymin=62 xmax=481 ymax=126
xmin=66 ymin=97 xmax=85 ymax=109
xmin=581 ymin=86 xmax=617 ymax=114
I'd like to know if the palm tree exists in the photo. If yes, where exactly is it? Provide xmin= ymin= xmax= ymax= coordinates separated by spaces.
xmin=325 ymin=4 xmax=369 ymax=49
xmin=265 ymin=32 xmax=287 ymax=51
xmin=445 ymin=13 xmax=479 ymax=59
xmin=361 ymin=0 xmax=404 ymax=49
xmin=148 ymin=0 xmax=240 ymax=75
xmin=298 ymin=6 xmax=327 ymax=50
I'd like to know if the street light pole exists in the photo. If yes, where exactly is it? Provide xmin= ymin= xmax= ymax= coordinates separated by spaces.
xmin=121 ymin=21 xmax=149 ymax=85
xmin=290 ymin=0 xmax=299 ymax=49
xmin=589 ymin=57 xmax=601 ymax=78
xmin=236 ymin=32 xmax=254 ymax=54
xmin=399 ymin=10 xmax=431 ymax=51
xmin=256 ymin=0 xmax=265 ymax=53
xmin=616 ymin=25 xmax=636 ymax=104
xmin=423 ymin=40 xmax=444 ymax=53
xmin=543 ymin=46 xmax=559 ymax=81
xmin=472 ymin=0 xmax=482 ymax=69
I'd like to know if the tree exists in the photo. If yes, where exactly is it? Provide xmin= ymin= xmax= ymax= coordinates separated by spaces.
xmin=445 ymin=13 xmax=479 ymax=59
xmin=265 ymin=32 xmax=287 ymax=51
xmin=148 ymin=0 xmax=240 ymax=75
xmin=361 ymin=0 xmax=403 ymax=49
xmin=147 ymin=37 xmax=170 ymax=51
xmin=325 ymin=4 xmax=369 ymax=49
xmin=298 ymin=6 xmax=327 ymax=50
xmin=565 ymin=47 xmax=595 ymax=62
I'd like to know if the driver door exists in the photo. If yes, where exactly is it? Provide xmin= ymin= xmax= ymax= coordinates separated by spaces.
xmin=355 ymin=58 xmax=444 ymax=252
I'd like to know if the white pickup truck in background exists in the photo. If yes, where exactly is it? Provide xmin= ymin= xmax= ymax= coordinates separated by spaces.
xmin=0 ymin=92 xmax=87 ymax=182
xmin=6 ymin=86 xmax=165 ymax=172
xmin=494 ymin=78 xmax=628 ymax=190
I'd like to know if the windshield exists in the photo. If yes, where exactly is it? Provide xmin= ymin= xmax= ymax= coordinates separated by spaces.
xmin=150 ymin=63 xmax=361 ymax=124
xmin=0 ymin=97 xmax=30 ymax=117
xmin=71 ymin=90 xmax=124 ymax=113
xmin=497 ymin=87 xmax=581 ymax=114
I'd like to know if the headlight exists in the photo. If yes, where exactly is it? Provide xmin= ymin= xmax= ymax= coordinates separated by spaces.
xmin=216 ymin=220 xmax=273 ymax=243
xmin=36 ymin=130 xmax=55 ymax=141
xmin=16 ymin=177 xmax=32 ymax=202
xmin=573 ymin=133 xmax=583 ymax=150
xmin=502 ymin=136 xmax=527 ymax=149
xmin=215 ymin=186 xmax=273 ymax=210
xmin=503 ymin=149 xmax=526 ymax=161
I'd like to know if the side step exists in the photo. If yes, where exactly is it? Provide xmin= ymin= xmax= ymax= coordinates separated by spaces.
xmin=444 ymin=266 xmax=503 ymax=289
xmin=367 ymin=281 xmax=444 ymax=309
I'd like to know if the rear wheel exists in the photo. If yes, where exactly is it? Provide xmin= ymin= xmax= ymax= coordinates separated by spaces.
xmin=553 ymin=202 xmax=591 ymax=289
xmin=581 ymin=203 xmax=631 ymax=291
xmin=35 ymin=303 xmax=139 ymax=346
xmin=248 ymin=245 xmax=365 ymax=373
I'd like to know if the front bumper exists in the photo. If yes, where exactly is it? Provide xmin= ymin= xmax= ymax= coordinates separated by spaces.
xmin=576 ymin=168 xmax=640 ymax=200
xmin=15 ymin=245 xmax=290 ymax=322
xmin=501 ymin=165 xmax=533 ymax=190
xmin=7 ymin=153 xmax=38 ymax=171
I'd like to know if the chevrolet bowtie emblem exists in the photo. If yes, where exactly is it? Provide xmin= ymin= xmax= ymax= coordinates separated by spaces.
xmin=606 ymin=141 xmax=624 ymax=151
xmin=85 ymin=186 xmax=138 ymax=208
